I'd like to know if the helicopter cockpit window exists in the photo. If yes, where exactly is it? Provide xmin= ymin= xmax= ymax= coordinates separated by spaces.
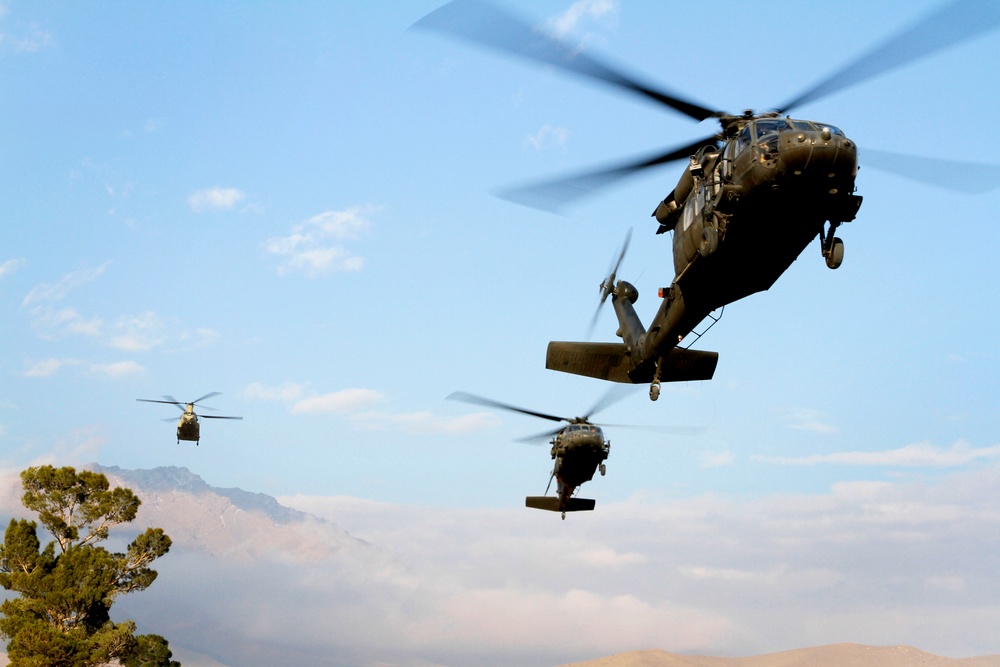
xmin=814 ymin=123 xmax=844 ymax=136
xmin=736 ymin=124 xmax=753 ymax=154
xmin=754 ymin=119 xmax=791 ymax=139
xmin=790 ymin=120 xmax=815 ymax=131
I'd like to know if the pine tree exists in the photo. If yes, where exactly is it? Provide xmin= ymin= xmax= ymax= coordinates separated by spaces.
xmin=0 ymin=466 xmax=179 ymax=666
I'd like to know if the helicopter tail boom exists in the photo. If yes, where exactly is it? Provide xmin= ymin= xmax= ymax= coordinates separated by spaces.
xmin=546 ymin=342 xmax=718 ymax=384
xmin=526 ymin=496 xmax=596 ymax=513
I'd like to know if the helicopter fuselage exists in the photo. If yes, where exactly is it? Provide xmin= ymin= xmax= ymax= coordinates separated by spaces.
xmin=645 ymin=117 xmax=861 ymax=350
xmin=176 ymin=407 xmax=201 ymax=443
xmin=538 ymin=423 xmax=609 ymax=516
xmin=548 ymin=116 xmax=862 ymax=398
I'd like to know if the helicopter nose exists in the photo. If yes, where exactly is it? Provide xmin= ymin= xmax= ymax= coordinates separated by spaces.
xmin=778 ymin=130 xmax=857 ymax=185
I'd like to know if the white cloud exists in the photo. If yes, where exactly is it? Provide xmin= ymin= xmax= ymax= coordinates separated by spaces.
xmin=30 ymin=307 xmax=103 ymax=339
xmin=525 ymin=123 xmax=570 ymax=151
xmin=701 ymin=451 xmax=735 ymax=467
xmin=90 ymin=360 xmax=145 ymax=379
xmin=275 ymin=462 xmax=1000 ymax=661
xmin=187 ymin=187 xmax=246 ymax=213
xmin=24 ymin=357 xmax=79 ymax=378
xmin=0 ymin=257 xmax=26 ymax=278
xmin=264 ymin=206 xmax=373 ymax=277
xmin=783 ymin=408 xmax=839 ymax=435
xmin=109 ymin=311 xmax=165 ymax=352
xmin=0 ymin=18 xmax=54 ymax=53
xmin=21 ymin=262 xmax=109 ymax=306
xmin=244 ymin=382 xmax=304 ymax=402
xmin=546 ymin=0 xmax=618 ymax=39
xmin=177 ymin=327 xmax=220 ymax=349
xmin=754 ymin=441 xmax=1000 ymax=467
xmin=351 ymin=409 xmax=502 ymax=435
xmin=291 ymin=389 xmax=383 ymax=415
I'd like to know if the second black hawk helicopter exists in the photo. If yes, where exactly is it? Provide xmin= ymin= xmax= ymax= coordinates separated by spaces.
xmin=415 ymin=0 xmax=1000 ymax=401
xmin=137 ymin=392 xmax=243 ymax=445
xmin=449 ymin=389 xmax=694 ymax=518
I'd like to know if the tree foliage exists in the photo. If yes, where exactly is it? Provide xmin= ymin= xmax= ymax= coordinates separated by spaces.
xmin=0 ymin=466 xmax=179 ymax=666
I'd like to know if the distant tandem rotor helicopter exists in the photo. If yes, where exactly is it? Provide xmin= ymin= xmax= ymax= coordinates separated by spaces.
xmin=136 ymin=392 xmax=242 ymax=445
xmin=415 ymin=0 xmax=1000 ymax=402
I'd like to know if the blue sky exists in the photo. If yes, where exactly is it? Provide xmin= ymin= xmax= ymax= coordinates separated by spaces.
xmin=2 ymin=1 xmax=1000 ymax=661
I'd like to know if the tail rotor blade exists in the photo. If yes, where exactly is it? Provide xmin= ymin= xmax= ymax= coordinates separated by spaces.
xmin=589 ymin=228 xmax=632 ymax=338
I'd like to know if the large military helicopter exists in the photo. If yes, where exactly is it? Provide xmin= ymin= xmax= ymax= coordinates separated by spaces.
xmin=448 ymin=388 xmax=689 ymax=518
xmin=136 ymin=392 xmax=242 ymax=445
xmin=415 ymin=0 xmax=1000 ymax=401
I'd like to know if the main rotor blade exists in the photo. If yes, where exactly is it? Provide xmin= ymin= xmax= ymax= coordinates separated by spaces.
xmin=515 ymin=426 xmax=564 ymax=444
xmin=499 ymin=135 xmax=719 ymax=211
xmin=777 ymin=0 xmax=1000 ymax=114
xmin=862 ymin=148 xmax=1000 ymax=193
xmin=412 ymin=0 xmax=718 ymax=122
xmin=201 ymin=415 xmax=243 ymax=420
xmin=137 ymin=398 xmax=183 ymax=406
xmin=159 ymin=395 xmax=187 ymax=412
xmin=192 ymin=391 xmax=222 ymax=405
xmin=448 ymin=391 xmax=567 ymax=423
xmin=582 ymin=384 xmax=637 ymax=421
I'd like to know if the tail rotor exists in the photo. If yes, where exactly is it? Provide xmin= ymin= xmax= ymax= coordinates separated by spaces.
xmin=589 ymin=228 xmax=632 ymax=337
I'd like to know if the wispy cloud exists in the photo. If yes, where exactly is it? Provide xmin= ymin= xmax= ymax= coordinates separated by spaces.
xmin=783 ymin=408 xmax=839 ymax=435
xmin=245 ymin=382 xmax=305 ymax=402
xmin=264 ymin=206 xmax=373 ymax=277
xmin=187 ymin=187 xmax=246 ymax=213
xmin=754 ymin=441 xmax=1000 ymax=467
xmin=525 ymin=124 xmax=570 ymax=151
xmin=701 ymin=451 xmax=735 ymax=468
xmin=30 ymin=307 xmax=103 ymax=339
xmin=351 ymin=409 xmax=502 ymax=435
xmin=90 ymin=360 xmax=145 ymax=379
xmin=21 ymin=263 xmax=109 ymax=340
xmin=0 ymin=9 xmax=54 ymax=54
xmin=291 ymin=388 xmax=383 ymax=415
xmin=546 ymin=0 xmax=618 ymax=40
xmin=109 ymin=311 xmax=166 ymax=352
xmin=24 ymin=358 xmax=80 ymax=378
xmin=22 ymin=263 xmax=109 ymax=307
xmin=0 ymin=258 xmax=27 ymax=278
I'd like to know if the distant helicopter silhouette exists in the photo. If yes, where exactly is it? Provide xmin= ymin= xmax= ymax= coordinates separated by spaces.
xmin=137 ymin=392 xmax=242 ymax=445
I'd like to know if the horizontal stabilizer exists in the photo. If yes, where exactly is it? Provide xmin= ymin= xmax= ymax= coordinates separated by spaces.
xmin=546 ymin=342 xmax=718 ymax=384
xmin=525 ymin=496 xmax=596 ymax=512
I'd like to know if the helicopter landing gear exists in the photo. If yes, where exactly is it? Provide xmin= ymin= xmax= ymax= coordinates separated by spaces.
xmin=650 ymin=357 xmax=663 ymax=401
xmin=825 ymin=238 xmax=844 ymax=269
xmin=699 ymin=224 xmax=719 ymax=257
xmin=561 ymin=512 xmax=566 ymax=520
xmin=599 ymin=463 xmax=607 ymax=476
xmin=820 ymin=221 xmax=844 ymax=270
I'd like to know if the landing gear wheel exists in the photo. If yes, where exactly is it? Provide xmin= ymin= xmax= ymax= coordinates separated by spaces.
xmin=699 ymin=225 xmax=719 ymax=257
xmin=599 ymin=463 xmax=606 ymax=476
xmin=561 ymin=512 xmax=566 ymax=520
xmin=825 ymin=238 xmax=844 ymax=270
xmin=650 ymin=382 xmax=661 ymax=401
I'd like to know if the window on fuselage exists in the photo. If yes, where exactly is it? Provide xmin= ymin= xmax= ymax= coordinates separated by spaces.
xmin=754 ymin=119 xmax=791 ymax=140
xmin=814 ymin=122 xmax=844 ymax=136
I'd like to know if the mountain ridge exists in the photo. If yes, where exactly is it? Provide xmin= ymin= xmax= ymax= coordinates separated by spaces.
xmin=556 ymin=644 xmax=1000 ymax=667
